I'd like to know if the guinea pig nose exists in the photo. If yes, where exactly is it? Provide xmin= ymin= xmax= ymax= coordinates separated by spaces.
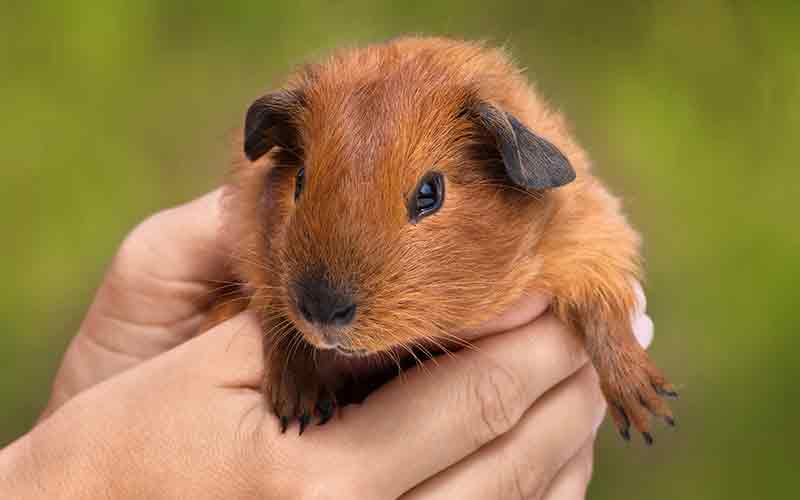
xmin=329 ymin=302 xmax=357 ymax=326
xmin=295 ymin=277 xmax=357 ymax=327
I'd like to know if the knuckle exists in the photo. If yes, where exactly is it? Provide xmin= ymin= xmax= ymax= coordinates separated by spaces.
xmin=112 ymin=214 xmax=162 ymax=268
xmin=236 ymin=421 xmax=336 ymax=500
xmin=466 ymin=360 xmax=527 ymax=445
xmin=495 ymin=453 xmax=549 ymax=500
xmin=108 ymin=209 xmax=179 ymax=285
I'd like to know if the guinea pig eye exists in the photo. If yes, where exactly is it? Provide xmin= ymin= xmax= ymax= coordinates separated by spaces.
xmin=294 ymin=166 xmax=305 ymax=200
xmin=409 ymin=172 xmax=444 ymax=223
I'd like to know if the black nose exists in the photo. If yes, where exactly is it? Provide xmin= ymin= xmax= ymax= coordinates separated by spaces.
xmin=295 ymin=277 xmax=357 ymax=327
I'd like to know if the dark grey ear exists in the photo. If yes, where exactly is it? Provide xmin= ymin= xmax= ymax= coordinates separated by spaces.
xmin=474 ymin=102 xmax=575 ymax=189
xmin=244 ymin=89 xmax=305 ymax=161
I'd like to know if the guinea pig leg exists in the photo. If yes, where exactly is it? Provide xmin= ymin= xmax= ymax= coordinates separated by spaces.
xmin=550 ymin=272 xmax=677 ymax=443
xmin=538 ymin=184 xmax=677 ymax=442
xmin=262 ymin=331 xmax=338 ymax=434
xmin=579 ymin=310 xmax=678 ymax=444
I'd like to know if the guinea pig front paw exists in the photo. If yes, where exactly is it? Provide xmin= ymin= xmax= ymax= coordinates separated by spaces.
xmin=264 ymin=363 xmax=337 ymax=435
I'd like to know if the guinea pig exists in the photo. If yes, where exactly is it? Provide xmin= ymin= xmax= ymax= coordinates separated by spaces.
xmin=210 ymin=36 xmax=676 ymax=443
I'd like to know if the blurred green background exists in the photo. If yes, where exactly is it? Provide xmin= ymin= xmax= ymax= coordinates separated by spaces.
xmin=1 ymin=1 xmax=797 ymax=498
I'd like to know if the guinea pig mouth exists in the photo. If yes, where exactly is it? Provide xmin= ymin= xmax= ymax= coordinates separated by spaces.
xmin=299 ymin=327 xmax=369 ymax=357
xmin=288 ymin=315 xmax=368 ymax=356
xmin=327 ymin=344 xmax=369 ymax=357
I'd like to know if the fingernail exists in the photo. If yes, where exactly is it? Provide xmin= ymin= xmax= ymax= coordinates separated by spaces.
xmin=631 ymin=280 xmax=647 ymax=313
xmin=632 ymin=314 xmax=654 ymax=349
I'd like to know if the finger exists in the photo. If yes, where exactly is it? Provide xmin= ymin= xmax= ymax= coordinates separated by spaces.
xmin=115 ymin=188 xmax=227 ymax=282
xmin=460 ymin=292 xmax=551 ymax=340
xmin=83 ymin=189 xmax=230 ymax=352
xmin=305 ymin=313 xmax=589 ymax=499
xmin=541 ymin=437 xmax=595 ymax=500
xmin=177 ymin=310 xmax=265 ymax=389
xmin=402 ymin=364 xmax=605 ymax=500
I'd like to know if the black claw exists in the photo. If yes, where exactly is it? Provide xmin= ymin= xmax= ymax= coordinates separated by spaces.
xmin=279 ymin=416 xmax=289 ymax=434
xmin=614 ymin=403 xmax=631 ymax=442
xmin=642 ymin=432 xmax=654 ymax=446
xmin=298 ymin=413 xmax=310 ymax=435
xmin=654 ymin=386 xmax=679 ymax=399
xmin=316 ymin=399 xmax=335 ymax=425
xmin=664 ymin=416 xmax=676 ymax=427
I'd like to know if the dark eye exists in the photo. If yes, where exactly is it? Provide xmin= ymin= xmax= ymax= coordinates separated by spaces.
xmin=294 ymin=166 xmax=305 ymax=200
xmin=409 ymin=172 xmax=444 ymax=223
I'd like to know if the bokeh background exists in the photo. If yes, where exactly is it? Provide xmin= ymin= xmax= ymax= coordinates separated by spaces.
xmin=2 ymin=1 xmax=797 ymax=498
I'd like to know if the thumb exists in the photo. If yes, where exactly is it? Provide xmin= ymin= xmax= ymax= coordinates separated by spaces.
xmin=179 ymin=311 xmax=266 ymax=389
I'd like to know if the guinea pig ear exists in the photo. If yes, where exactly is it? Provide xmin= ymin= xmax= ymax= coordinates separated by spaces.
xmin=243 ymin=89 xmax=305 ymax=161
xmin=473 ymin=102 xmax=575 ymax=190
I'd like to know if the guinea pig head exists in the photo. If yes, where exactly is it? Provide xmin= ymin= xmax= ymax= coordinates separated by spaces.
xmin=231 ymin=71 xmax=575 ymax=356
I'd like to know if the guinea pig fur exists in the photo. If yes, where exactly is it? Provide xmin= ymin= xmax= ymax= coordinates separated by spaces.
xmin=210 ymin=36 xmax=676 ymax=442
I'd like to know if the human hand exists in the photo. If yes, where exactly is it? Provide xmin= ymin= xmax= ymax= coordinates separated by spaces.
xmin=401 ymin=285 xmax=653 ymax=499
xmin=2 ymin=292 xmax=652 ymax=500
xmin=22 ymin=189 xmax=653 ymax=499
xmin=40 ymin=190 xmax=229 ymax=418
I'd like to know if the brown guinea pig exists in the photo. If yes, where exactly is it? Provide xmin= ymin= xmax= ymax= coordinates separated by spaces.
xmin=210 ymin=36 xmax=676 ymax=442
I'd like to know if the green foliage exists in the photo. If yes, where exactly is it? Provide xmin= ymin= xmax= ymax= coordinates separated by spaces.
xmin=2 ymin=1 xmax=796 ymax=497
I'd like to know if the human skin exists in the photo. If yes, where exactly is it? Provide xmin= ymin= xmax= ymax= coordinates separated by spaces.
xmin=0 ymin=190 xmax=653 ymax=499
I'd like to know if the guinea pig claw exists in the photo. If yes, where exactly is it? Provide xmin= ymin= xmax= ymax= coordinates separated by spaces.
xmin=654 ymin=385 xmax=679 ymax=399
xmin=279 ymin=416 xmax=289 ymax=434
xmin=298 ymin=412 xmax=311 ymax=435
xmin=315 ymin=398 xmax=336 ymax=425
xmin=612 ymin=402 xmax=632 ymax=442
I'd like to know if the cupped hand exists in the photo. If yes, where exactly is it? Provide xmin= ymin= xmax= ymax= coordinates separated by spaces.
xmin=41 ymin=190 xmax=229 ymax=417
xmin=17 ymin=190 xmax=655 ymax=499
xmin=5 ymin=293 xmax=652 ymax=500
